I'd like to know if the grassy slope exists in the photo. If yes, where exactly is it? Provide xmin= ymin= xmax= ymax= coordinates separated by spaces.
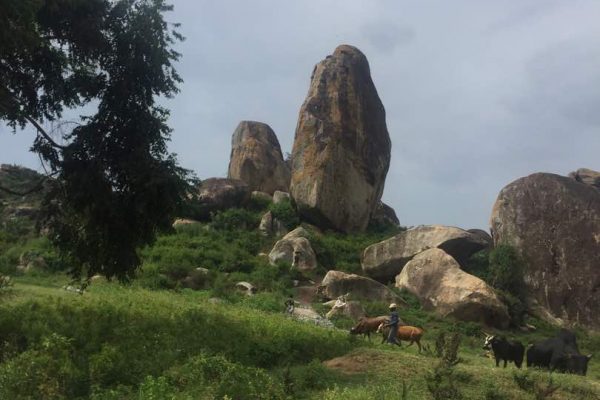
xmin=1 ymin=276 xmax=599 ymax=399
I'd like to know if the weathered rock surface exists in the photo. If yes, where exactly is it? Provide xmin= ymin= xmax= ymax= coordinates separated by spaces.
xmin=362 ymin=225 xmax=489 ymax=282
xmin=325 ymin=299 xmax=366 ymax=321
xmin=235 ymin=281 xmax=257 ymax=296
xmin=251 ymin=191 xmax=272 ymax=203
xmin=258 ymin=211 xmax=288 ymax=237
xmin=370 ymin=201 xmax=400 ymax=227
xmin=272 ymin=190 xmax=291 ymax=204
xmin=395 ymin=248 xmax=510 ymax=328
xmin=569 ymin=168 xmax=600 ymax=190
xmin=194 ymin=178 xmax=250 ymax=220
xmin=290 ymin=45 xmax=391 ymax=233
xmin=467 ymin=229 xmax=493 ymax=248
xmin=172 ymin=218 xmax=201 ymax=228
xmin=227 ymin=121 xmax=290 ymax=194
xmin=292 ymin=306 xmax=334 ymax=328
xmin=268 ymin=228 xmax=317 ymax=272
xmin=490 ymin=172 xmax=600 ymax=327
xmin=318 ymin=270 xmax=402 ymax=304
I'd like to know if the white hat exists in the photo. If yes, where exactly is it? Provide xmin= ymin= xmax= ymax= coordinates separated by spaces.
xmin=389 ymin=303 xmax=397 ymax=309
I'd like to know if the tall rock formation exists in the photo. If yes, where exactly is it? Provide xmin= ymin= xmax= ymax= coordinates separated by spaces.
xmin=490 ymin=173 xmax=600 ymax=328
xmin=289 ymin=45 xmax=391 ymax=232
xmin=227 ymin=121 xmax=290 ymax=195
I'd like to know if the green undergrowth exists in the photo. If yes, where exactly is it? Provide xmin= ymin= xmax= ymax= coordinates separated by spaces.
xmin=0 ymin=280 xmax=359 ymax=399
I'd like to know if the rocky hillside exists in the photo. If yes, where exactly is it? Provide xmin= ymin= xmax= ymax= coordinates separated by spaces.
xmin=0 ymin=164 xmax=45 ymax=226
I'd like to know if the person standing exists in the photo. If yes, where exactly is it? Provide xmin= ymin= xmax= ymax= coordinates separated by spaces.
xmin=386 ymin=303 xmax=401 ymax=346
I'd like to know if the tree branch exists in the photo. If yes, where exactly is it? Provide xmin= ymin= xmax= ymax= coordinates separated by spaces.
xmin=0 ymin=87 xmax=67 ymax=150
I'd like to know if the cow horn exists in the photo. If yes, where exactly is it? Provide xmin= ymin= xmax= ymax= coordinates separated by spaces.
xmin=588 ymin=354 xmax=593 ymax=360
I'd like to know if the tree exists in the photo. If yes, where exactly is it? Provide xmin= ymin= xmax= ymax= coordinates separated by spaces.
xmin=0 ymin=0 xmax=193 ymax=281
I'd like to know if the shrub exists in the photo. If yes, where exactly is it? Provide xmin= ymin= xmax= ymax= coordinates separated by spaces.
xmin=210 ymin=208 xmax=261 ymax=231
xmin=0 ymin=333 xmax=87 ymax=399
xmin=425 ymin=361 xmax=464 ymax=400
xmin=488 ymin=244 xmax=526 ymax=297
xmin=268 ymin=199 xmax=300 ymax=230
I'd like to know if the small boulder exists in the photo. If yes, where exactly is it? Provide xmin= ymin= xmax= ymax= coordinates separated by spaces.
xmin=370 ymin=201 xmax=400 ymax=227
xmin=251 ymin=191 xmax=273 ymax=203
xmin=235 ymin=281 xmax=257 ymax=296
xmin=325 ymin=297 xmax=366 ymax=321
xmin=395 ymin=248 xmax=509 ymax=328
xmin=172 ymin=218 xmax=201 ymax=228
xmin=180 ymin=268 xmax=211 ymax=290
xmin=292 ymin=306 xmax=334 ymax=328
xmin=569 ymin=168 xmax=600 ymax=190
xmin=268 ymin=228 xmax=317 ymax=272
xmin=273 ymin=191 xmax=291 ymax=204
xmin=258 ymin=211 xmax=288 ymax=237
xmin=318 ymin=270 xmax=402 ymax=304
xmin=362 ymin=225 xmax=489 ymax=282
xmin=227 ymin=121 xmax=290 ymax=194
xmin=193 ymin=178 xmax=250 ymax=220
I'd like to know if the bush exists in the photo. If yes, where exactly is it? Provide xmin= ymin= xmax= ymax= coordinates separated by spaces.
xmin=488 ymin=244 xmax=526 ymax=297
xmin=210 ymin=208 xmax=261 ymax=231
xmin=425 ymin=361 xmax=464 ymax=400
xmin=268 ymin=199 xmax=300 ymax=230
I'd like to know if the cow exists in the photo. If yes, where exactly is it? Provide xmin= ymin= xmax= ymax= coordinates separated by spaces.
xmin=526 ymin=329 xmax=592 ymax=376
xmin=483 ymin=334 xmax=524 ymax=368
xmin=377 ymin=323 xmax=424 ymax=352
xmin=349 ymin=316 xmax=389 ymax=341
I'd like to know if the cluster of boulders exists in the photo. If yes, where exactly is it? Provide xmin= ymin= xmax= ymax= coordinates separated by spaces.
xmin=177 ymin=44 xmax=600 ymax=330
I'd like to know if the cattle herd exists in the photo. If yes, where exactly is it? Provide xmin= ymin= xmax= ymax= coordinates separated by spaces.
xmin=350 ymin=317 xmax=593 ymax=376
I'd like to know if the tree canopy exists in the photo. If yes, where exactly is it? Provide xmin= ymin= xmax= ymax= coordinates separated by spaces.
xmin=0 ymin=0 xmax=193 ymax=281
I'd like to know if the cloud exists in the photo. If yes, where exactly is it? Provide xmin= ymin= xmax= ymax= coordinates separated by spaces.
xmin=2 ymin=0 xmax=600 ymax=230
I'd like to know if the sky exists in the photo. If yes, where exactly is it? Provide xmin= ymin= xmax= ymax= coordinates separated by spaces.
xmin=2 ymin=0 xmax=600 ymax=230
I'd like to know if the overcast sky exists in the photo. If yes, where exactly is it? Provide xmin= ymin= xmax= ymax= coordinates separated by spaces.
xmin=2 ymin=0 xmax=599 ymax=230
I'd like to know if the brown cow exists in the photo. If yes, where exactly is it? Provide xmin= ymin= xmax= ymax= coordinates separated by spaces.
xmin=349 ymin=316 xmax=389 ymax=341
xmin=377 ymin=323 xmax=425 ymax=352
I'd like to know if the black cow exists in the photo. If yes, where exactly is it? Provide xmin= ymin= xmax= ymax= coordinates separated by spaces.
xmin=483 ymin=334 xmax=524 ymax=368
xmin=526 ymin=329 xmax=592 ymax=376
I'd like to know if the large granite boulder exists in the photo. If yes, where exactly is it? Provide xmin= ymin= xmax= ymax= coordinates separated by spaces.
xmin=227 ymin=121 xmax=290 ymax=194
xmin=289 ymin=45 xmax=391 ymax=233
xmin=193 ymin=178 xmax=250 ymax=220
xmin=490 ymin=172 xmax=600 ymax=328
xmin=362 ymin=225 xmax=489 ymax=282
xmin=318 ymin=270 xmax=402 ymax=304
xmin=568 ymin=168 xmax=600 ymax=190
xmin=268 ymin=227 xmax=317 ymax=272
xmin=396 ymin=248 xmax=510 ymax=328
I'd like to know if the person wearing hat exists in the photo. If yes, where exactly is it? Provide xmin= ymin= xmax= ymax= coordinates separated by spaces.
xmin=386 ymin=303 xmax=401 ymax=346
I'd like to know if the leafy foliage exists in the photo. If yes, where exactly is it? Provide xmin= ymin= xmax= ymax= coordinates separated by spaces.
xmin=268 ymin=198 xmax=300 ymax=230
xmin=1 ymin=0 xmax=193 ymax=281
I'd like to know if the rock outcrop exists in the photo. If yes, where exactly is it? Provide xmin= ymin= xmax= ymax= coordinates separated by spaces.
xmin=289 ymin=45 xmax=391 ymax=233
xmin=227 ymin=121 xmax=290 ymax=194
xmin=194 ymin=178 xmax=250 ymax=220
xmin=268 ymin=227 xmax=317 ymax=272
xmin=362 ymin=225 xmax=489 ymax=282
xmin=395 ymin=248 xmax=510 ymax=328
xmin=318 ymin=270 xmax=402 ymax=304
xmin=258 ymin=211 xmax=288 ymax=237
xmin=370 ymin=201 xmax=400 ymax=227
xmin=490 ymin=172 xmax=600 ymax=327
xmin=569 ymin=168 xmax=600 ymax=190
xmin=467 ymin=229 xmax=493 ymax=248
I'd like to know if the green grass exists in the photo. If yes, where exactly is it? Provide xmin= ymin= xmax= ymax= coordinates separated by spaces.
xmin=0 ymin=276 xmax=598 ymax=399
